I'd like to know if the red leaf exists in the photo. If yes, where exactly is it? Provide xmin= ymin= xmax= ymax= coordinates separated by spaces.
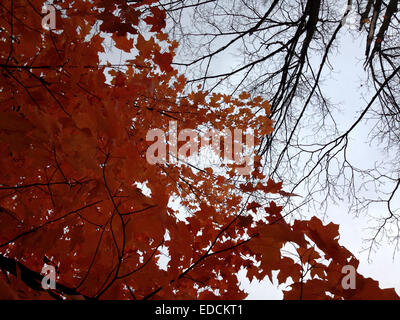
xmin=144 ymin=7 xmax=166 ymax=32
xmin=112 ymin=34 xmax=134 ymax=52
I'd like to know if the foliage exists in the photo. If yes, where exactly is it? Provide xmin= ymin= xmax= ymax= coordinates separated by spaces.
xmin=0 ymin=0 xmax=397 ymax=300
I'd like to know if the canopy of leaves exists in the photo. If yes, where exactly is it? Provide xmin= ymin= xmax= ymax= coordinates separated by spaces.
xmin=0 ymin=0 xmax=397 ymax=300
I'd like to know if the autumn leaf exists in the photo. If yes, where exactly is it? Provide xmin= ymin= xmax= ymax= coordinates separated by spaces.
xmin=112 ymin=34 xmax=134 ymax=52
xmin=144 ymin=7 xmax=166 ymax=32
xmin=154 ymin=51 xmax=173 ymax=73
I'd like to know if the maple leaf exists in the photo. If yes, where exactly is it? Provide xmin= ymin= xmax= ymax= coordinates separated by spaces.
xmin=246 ymin=202 xmax=261 ymax=213
xmin=264 ymin=178 xmax=282 ymax=194
xmin=112 ymin=34 xmax=134 ymax=52
xmin=144 ymin=7 xmax=166 ymax=32
xmin=154 ymin=51 xmax=173 ymax=73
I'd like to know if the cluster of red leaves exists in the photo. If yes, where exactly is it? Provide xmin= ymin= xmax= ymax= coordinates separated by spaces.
xmin=0 ymin=0 xmax=397 ymax=300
